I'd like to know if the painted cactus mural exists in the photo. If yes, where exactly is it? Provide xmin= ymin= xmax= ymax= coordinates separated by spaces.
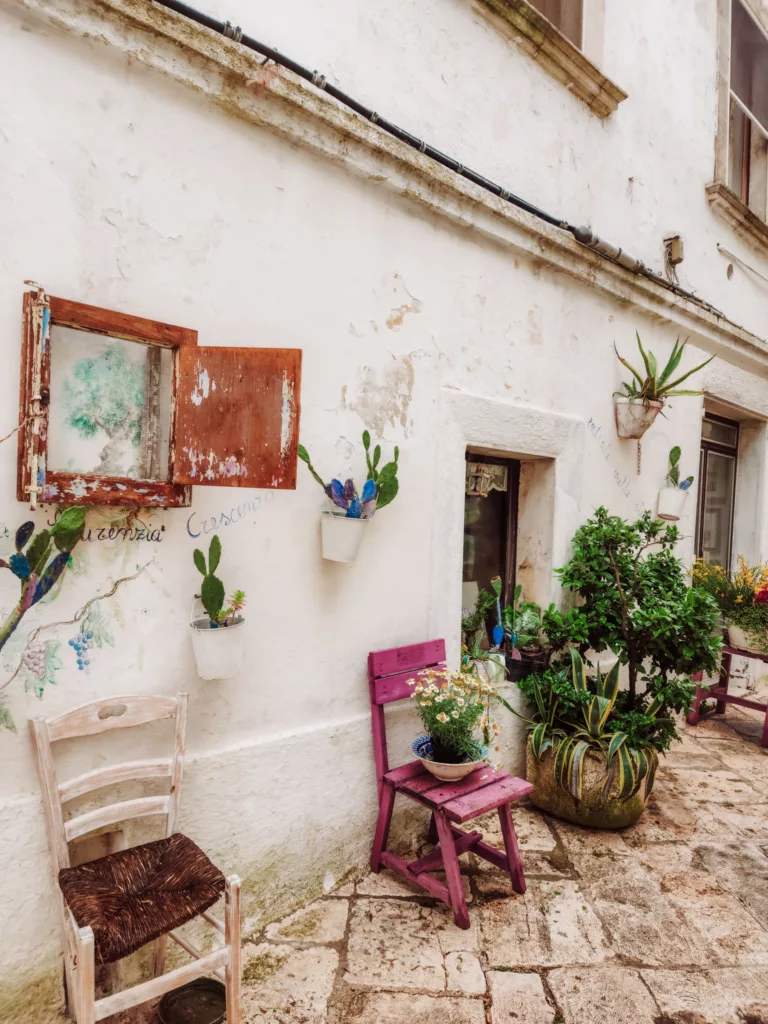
xmin=0 ymin=507 xmax=86 ymax=655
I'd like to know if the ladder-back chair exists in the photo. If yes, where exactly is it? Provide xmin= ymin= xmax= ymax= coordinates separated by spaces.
xmin=31 ymin=693 xmax=241 ymax=1024
xmin=369 ymin=640 xmax=533 ymax=929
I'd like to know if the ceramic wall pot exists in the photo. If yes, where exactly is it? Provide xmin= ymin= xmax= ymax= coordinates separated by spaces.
xmin=656 ymin=487 xmax=688 ymax=521
xmin=190 ymin=616 xmax=246 ymax=680
xmin=526 ymin=738 xmax=649 ymax=829
xmin=614 ymin=398 xmax=663 ymax=439
xmin=320 ymin=511 xmax=368 ymax=562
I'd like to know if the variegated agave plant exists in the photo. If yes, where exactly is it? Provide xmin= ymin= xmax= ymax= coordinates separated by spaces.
xmin=527 ymin=648 xmax=662 ymax=803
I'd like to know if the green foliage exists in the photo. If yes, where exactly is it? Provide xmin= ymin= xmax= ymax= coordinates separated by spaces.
xmin=614 ymin=333 xmax=713 ymax=403
xmin=193 ymin=535 xmax=244 ymax=626
xmin=692 ymin=557 xmax=768 ymax=653
xmin=502 ymin=584 xmax=542 ymax=649
xmin=362 ymin=430 xmax=400 ymax=509
xmin=556 ymin=507 xmax=721 ymax=703
xmin=64 ymin=347 xmax=145 ymax=448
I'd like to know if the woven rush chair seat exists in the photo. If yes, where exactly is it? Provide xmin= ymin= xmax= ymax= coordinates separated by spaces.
xmin=58 ymin=833 xmax=225 ymax=964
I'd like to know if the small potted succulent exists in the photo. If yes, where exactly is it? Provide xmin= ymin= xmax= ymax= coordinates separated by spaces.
xmin=502 ymin=584 xmax=545 ymax=681
xmin=657 ymin=446 xmax=694 ymax=521
xmin=189 ymin=534 xmax=246 ymax=680
xmin=408 ymin=667 xmax=507 ymax=781
xmin=298 ymin=431 xmax=400 ymax=563
xmin=614 ymin=333 xmax=712 ymax=439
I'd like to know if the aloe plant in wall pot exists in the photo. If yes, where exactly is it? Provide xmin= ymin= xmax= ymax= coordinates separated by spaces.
xmin=298 ymin=431 xmax=400 ymax=562
xmin=657 ymin=446 xmax=694 ymax=521
xmin=614 ymin=333 xmax=712 ymax=439
xmin=190 ymin=535 xmax=246 ymax=680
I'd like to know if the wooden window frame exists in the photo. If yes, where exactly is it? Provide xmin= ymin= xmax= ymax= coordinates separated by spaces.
xmin=464 ymin=452 xmax=521 ymax=606
xmin=17 ymin=287 xmax=302 ymax=509
xmin=708 ymin=0 xmax=768 ymax=255
xmin=695 ymin=412 xmax=740 ymax=569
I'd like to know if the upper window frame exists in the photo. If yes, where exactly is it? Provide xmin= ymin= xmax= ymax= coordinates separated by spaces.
xmin=708 ymin=0 xmax=768 ymax=257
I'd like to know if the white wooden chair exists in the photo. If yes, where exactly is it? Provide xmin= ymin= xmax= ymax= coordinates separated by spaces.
xmin=31 ymin=692 xmax=241 ymax=1024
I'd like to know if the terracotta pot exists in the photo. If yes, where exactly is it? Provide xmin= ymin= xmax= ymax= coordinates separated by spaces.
xmin=727 ymin=624 xmax=767 ymax=655
xmin=656 ymin=486 xmax=688 ymax=522
xmin=614 ymin=398 xmax=663 ymax=439
xmin=526 ymin=738 xmax=649 ymax=829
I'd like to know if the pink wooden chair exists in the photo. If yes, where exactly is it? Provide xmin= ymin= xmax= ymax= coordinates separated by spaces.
xmin=369 ymin=640 xmax=533 ymax=928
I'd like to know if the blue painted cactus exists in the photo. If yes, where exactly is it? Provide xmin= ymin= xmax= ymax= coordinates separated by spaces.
xmin=298 ymin=431 xmax=400 ymax=518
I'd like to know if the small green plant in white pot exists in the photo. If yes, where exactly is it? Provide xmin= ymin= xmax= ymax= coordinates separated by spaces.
xmin=657 ymin=446 xmax=694 ymax=521
xmin=298 ymin=431 xmax=400 ymax=563
xmin=190 ymin=535 xmax=246 ymax=680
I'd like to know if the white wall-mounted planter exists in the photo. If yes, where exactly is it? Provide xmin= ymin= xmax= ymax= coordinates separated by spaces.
xmin=190 ymin=608 xmax=246 ymax=680
xmin=615 ymin=398 xmax=663 ymax=439
xmin=656 ymin=487 xmax=688 ymax=521
xmin=321 ymin=511 xmax=369 ymax=562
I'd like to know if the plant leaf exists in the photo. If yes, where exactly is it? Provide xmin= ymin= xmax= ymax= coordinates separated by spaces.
xmin=659 ymin=355 xmax=715 ymax=394
xmin=26 ymin=532 xmax=51 ymax=576
xmin=208 ymin=535 xmax=221 ymax=574
xmin=657 ymin=337 xmax=684 ymax=386
xmin=606 ymin=731 xmax=628 ymax=762
xmin=330 ymin=479 xmax=349 ymax=509
xmin=361 ymin=478 xmax=376 ymax=502
xmin=32 ymin=552 xmax=69 ymax=605
xmin=568 ymin=740 xmax=590 ymax=801
xmin=373 ymin=445 xmax=381 ymax=470
xmin=636 ymin=332 xmax=653 ymax=379
xmin=669 ymin=446 xmax=681 ymax=467
xmin=530 ymin=722 xmax=548 ymax=759
xmin=0 ymin=694 xmax=16 ymax=733
xmin=614 ymin=343 xmax=645 ymax=386
xmin=193 ymin=549 xmax=207 ymax=575
xmin=569 ymin=646 xmax=588 ymax=691
xmin=376 ymin=476 xmax=399 ymax=509
xmin=50 ymin=507 xmax=86 ymax=536
xmin=201 ymin=574 xmax=225 ymax=621
xmin=9 ymin=553 xmax=30 ymax=581
xmin=15 ymin=522 xmax=34 ymax=551
xmin=297 ymin=444 xmax=310 ymax=463
xmin=347 ymin=497 xmax=362 ymax=519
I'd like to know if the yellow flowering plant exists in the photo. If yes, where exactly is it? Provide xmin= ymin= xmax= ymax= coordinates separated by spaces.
xmin=692 ymin=556 xmax=768 ymax=653
xmin=408 ymin=668 xmax=507 ymax=764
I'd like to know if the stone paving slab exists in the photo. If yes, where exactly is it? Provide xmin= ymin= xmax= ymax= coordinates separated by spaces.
xmin=95 ymin=717 xmax=768 ymax=1024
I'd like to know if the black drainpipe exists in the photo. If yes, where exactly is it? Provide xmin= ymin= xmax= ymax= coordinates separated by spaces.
xmin=152 ymin=0 xmax=734 ymax=324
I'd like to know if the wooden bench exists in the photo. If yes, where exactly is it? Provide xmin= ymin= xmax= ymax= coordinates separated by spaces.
xmin=688 ymin=644 xmax=768 ymax=747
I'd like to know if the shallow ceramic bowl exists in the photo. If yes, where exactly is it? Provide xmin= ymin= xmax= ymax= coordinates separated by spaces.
xmin=411 ymin=735 xmax=488 ymax=782
xmin=158 ymin=979 xmax=226 ymax=1024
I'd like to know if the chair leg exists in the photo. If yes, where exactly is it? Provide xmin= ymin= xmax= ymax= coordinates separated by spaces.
xmin=716 ymin=652 xmax=732 ymax=714
xmin=153 ymin=934 xmax=168 ymax=978
xmin=371 ymin=782 xmax=396 ymax=873
xmin=427 ymin=812 xmax=438 ymax=845
xmin=74 ymin=926 xmax=95 ymax=1024
xmin=687 ymin=672 xmax=704 ymax=725
xmin=762 ymin=706 xmax=768 ymax=749
xmin=498 ymin=802 xmax=526 ymax=895
xmin=434 ymin=810 xmax=470 ymax=929
xmin=225 ymin=875 xmax=242 ymax=1024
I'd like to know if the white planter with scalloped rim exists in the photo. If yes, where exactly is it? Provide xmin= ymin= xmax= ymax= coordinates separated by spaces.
xmin=656 ymin=487 xmax=688 ymax=521
xmin=615 ymin=398 xmax=663 ymax=439
xmin=321 ymin=511 xmax=369 ymax=563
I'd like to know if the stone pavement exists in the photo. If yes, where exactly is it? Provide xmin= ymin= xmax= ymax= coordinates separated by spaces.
xmin=108 ymin=703 xmax=768 ymax=1024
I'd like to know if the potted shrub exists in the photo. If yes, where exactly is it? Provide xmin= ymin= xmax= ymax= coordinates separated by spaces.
xmin=502 ymin=584 xmax=545 ymax=681
xmin=614 ymin=333 xmax=712 ymax=439
xmin=519 ymin=650 xmax=666 ymax=828
xmin=657 ymin=446 xmax=694 ymax=521
xmin=298 ymin=431 xmax=399 ymax=563
xmin=190 ymin=535 xmax=246 ymax=680
xmin=516 ymin=507 xmax=721 ymax=826
xmin=408 ymin=667 xmax=507 ymax=781
xmin=692 ymin=556 xmax=768 ymax=655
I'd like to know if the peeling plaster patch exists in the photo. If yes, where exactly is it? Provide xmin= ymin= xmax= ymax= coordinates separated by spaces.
xmin=385 ymin=272 xmax=423 ymax=330
xmin=183 ymin=447 xmax=247 ymax=480
xmin=280 ymin=373 xmax=296 ymax=457
xmin=191 ymin=367 xmax=215 ymax=406
xmin=69 ymin=477 xmax=90 ymax=498
xmin=343 ymin=355 xmax=415 ymax=436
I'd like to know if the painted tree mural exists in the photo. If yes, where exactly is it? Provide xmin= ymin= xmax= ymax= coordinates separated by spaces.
xmin=64 ymin=345 xmax=146 ymax=475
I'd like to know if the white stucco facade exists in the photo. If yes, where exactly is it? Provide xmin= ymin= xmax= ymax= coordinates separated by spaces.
xmin=2 ymin=0 xmax=768 ymax=1017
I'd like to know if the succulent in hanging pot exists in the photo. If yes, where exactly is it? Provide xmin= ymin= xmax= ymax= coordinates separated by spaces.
xmin=298 ymin=432 xmax=400 ymax=562
xmin=614 ymin=333 xmax=713 ymax=439
xmin=657 ymin=446 xmax=694 ymax=521
xmin=190 ymin=534 xmax=246 ymax=680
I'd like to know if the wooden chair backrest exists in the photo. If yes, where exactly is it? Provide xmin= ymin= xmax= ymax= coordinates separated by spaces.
xmin=31 ymin=693 xmax=188 ymax=876
xmin=368 ymin=640 xmax=446 ymax=783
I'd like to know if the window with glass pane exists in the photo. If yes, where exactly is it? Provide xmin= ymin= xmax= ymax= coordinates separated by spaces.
xmin=728 ymin=0 xmax=768 ymax=218
xmin=462 ymin=456 xmax=520 ymax=632
xmin=529 ymin=0 xmax=583 ymax=49
xmin=696 ymin=415 xmax=739 ymax=569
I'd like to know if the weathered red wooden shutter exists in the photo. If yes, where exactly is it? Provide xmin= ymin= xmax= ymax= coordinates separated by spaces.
xmin=172 ymin=347 xmax=302 ymax=488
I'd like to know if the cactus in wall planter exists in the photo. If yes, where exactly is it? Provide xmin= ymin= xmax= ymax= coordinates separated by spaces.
xmin=191 ymin=535 xmax=246 ymax=680
xmin=298 ymin=431 xmax=401 ymax=562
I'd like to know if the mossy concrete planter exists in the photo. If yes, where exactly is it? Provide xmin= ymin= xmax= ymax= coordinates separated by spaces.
xmin=526 ymin=739 xmax=649 ymax=830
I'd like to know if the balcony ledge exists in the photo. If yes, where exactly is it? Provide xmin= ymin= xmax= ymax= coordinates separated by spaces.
xmin=706 ymin=182 xmax=768 ymax=261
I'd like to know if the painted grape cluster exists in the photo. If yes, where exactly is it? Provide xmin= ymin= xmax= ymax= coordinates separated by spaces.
xmin=68 ymin=629 xmax=94 ymax=673
xmin=22 ymin=641 xmax=48 ymax=682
